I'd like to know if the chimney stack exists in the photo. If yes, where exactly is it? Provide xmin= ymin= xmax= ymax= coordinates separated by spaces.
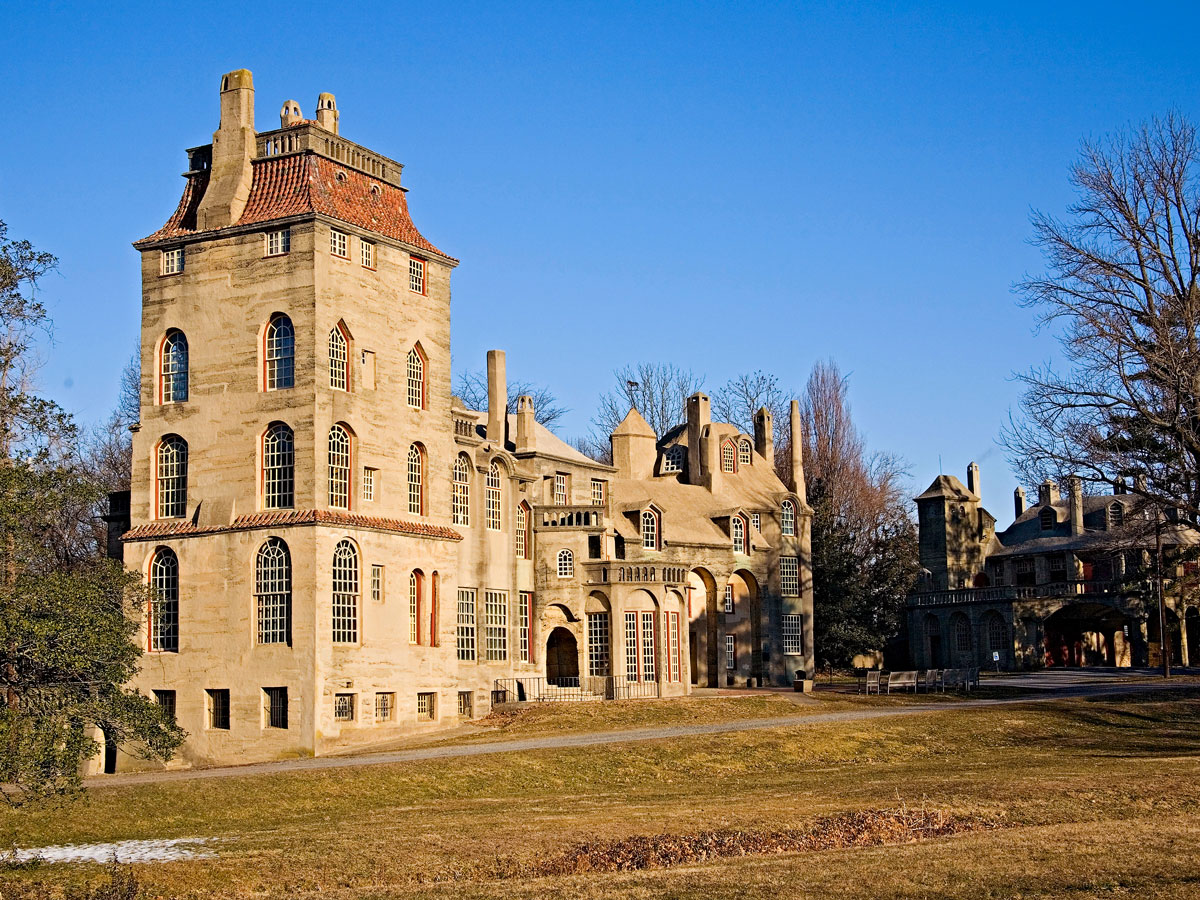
xmin=315 ymin=92 xmax=339 ymax=133
xmin=789 ymin=400 xmax=807 ymax=500
xmin=1068 ymin=476 xmax=1084 ymax=535
xmin=1014 ymin=486 xmax=1026 ymax=519
xmin=486 ymin=350 xmax=507 ymax=444
xmin=515 ymin=394 xmax=535 ymax=452
xmin=686 ymin=393 xmax=711 ymax=486
xmin=1037 ymin=478 xmax=1060 ymax=506
xmin=754 ymin=407 xmax=774 ymax=470
xmin=967 ymin=462 xmax=980 ymax=498
xmin=196 ymin=69 xmax=256 ymax=231
xmin=279 ymin=99 xmax=302 ymax=128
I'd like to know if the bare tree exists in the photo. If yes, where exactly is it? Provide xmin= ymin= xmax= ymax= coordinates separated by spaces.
xmin=711 ymin=370 xmax=793 ymax=478
xmin=453 ymin=369 xmax=568 ymax=431
xmin=1003 ymin=114 xmax=1200 ymax=526
xmin=583 ymin=363 xmax=705 ymax=459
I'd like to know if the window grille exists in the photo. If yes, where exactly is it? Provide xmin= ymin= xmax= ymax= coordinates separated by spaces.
xmin=332 ymin=540 xmax=359 ymax=643
xmin=641 ymin=612 xmax=656 ymax=682
xmin=987 ymin=615 xmax=1006 ymax=652
xmin=557 ymin=549 xmax=574 ymax=578
xmin=407 ymin=444 xmax=423 ymax=515
xmin=485 ymin=463 xmax=501 ymax=531
xmin=782 ymin=500 xmax=796 ymax=536
xmin=726 ymin=634 xmax=736 ymax=670
xmin=409 ymin=571 xmax=422 ymax=644
xmin=485 ymin=590 xmax=508 ymax=660
xmin=1039 ymin=506 xmax=1056 ymax=530
xmin=264 ymin=687 xmax=288 ymax=729
xmin=266 ymin=228 xmax=290 ymax=256
xmin=554 ymin=473 xmax=567 ymax=505
xmin=1109 ymin=501 xmax=1124 ymax=527
xmin=161 ymin=247 xmax=184 ymax=275
xmin=780 ymin=556 xmax=799 ymax=596
xmin=624 ymin=612 xmax=639 ymax=682
xmin=329 ymin=327 xmax=348 ymax=390
xmin=641 ymin=510 xmax=658 ymax=550
xmin=360 ymin=239 xmax=375 ymax=268
xmin=256 ymin=538 xmax=292 ymax=645
xmin=148 ymin=548 xmax=179 ymax=652
xmin=456 ymin=588 xmax=477 ymax=660
xmin=416 ymin=692 xmax=436 ymax=720
xmin=334 ymin=693 xmax=355 ymax=721
xmin=156 ymin=436 xmax=188 ymax=519
xmin=662 ymin=445 xmax=684 ymax=473
xmin=519 ymin=591 xmax=532 ymax=662
xmin=721 ymin=441 xmax=736 ymax=473
xmin=453 ymin=456 xmax=470 ymax=525
xmin=406 ymin=348 xmax=424 ymax=409
xmin=161 ymin=330 xmax=188 ymax=403
xmin=751 ymin=512 xmax=761 ymax=532
xmin=954 ymin=616 xmax=972 ymax=654
xmin=457 ymin=691 xmax=473 ymax=717
xmin=515 ymin=503 xmax=528 ymax=557
xmin=264 ymin=313 xmax=294 ymax=390
xmin=207 ymin=689 xmax=230 ymax=729
xmin=668 ymin=611 xmax=680 ymax=682
xmin=328 ymin=425 xmax=351 ymax=508
xmin=591 ymin=479 xmax=605 ymax=506
xmin=375 ymin=692 xmax=394 ymax=722
xmin=330 ymin=228 xmax=348 ymax=258
xmin=263 ymin=423 xmax=294 ymax=509
xmin=409 ymin=257 xmax=426 ymax=293
xmin=370 ymin=564 xmax=384 ymax=602
xmin=738 ymin=440 xmax=752 ymax=465
xmin=1049 ymin=554 xmax=1067 ymax=575
xmin=153 ymin=690 xmax=176 ymax=721
xmin=363 ymin=467 xmax=376 ymax=501
xmin=587 ymin=611 xmax=611 ymax=676
xmin=782 ymin=614 xmax=803 ymax=655
xmin=732 ymin=515 xmax=745 ymax=553
xmin=723 ymin=584 xmax=734 ymax=615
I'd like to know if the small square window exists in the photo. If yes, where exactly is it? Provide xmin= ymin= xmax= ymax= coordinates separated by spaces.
xmin=334 ymin=693 xmax=355 ymax=722
xmin=162 ymin=248 xmax=184 ymax=275
xmin=751 ymin=512 xmax=761 ymax=532
xmin=409 ymin=257 xmax=426 ymax=294
xmin=206 ymin=688 xmax=230 ymax=730
xmin=266 ymin=229 xmax=290 ymax=257
xmin=375 ymin=692 xmax=394 ymax=722
xmin=360 ymin=240 xmax=375 ymax=268
xmin=264 ymin=686 xmax=288 ymax=729
xmin=331 ymin=229 xmax=349 ymax=259
xmin=371 ymin=564 xmax=385 ymax=603
xmin=723 ymin=584 xmax=734 ymax=615
xmin=363 ymin=467 xmax=377 ymax=501
xmin=153 ymin=689 xmax=176 ymax=721
xmin=416 ymin=691 xmax=436 ymax=721
xmin=457 ymin=691 xmax=473 ymax=718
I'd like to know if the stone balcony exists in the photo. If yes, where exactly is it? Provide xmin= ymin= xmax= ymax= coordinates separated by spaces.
xmin=908 ymin=579 xmax=1128 ymax=607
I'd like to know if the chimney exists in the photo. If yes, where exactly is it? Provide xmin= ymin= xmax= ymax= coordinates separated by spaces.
xmin=789 ymin=399 xmax=807 ymax=500
xmin=1068 ymin=476 xmax=1084 ymax=535
xmin=515 ymin=395 xmax=535 ymax=452
xmin=686 ymin=393 xmax=711 ymax=486
xmin=1134 ymin=474 xmax=1148 ymax=493
xmin=1014 ymin=486 xmax=1026 ymax=519
xmin=754 ymin=407 xmax=774 ymax=470
xmin=280 ymin=99 xmax=302 ymax=128
xmin=486 ymin=350 xmax=507 ymax=444
xmin=1113 ymin=478 xmax=1127 ymax=495
xmin=1037 ymin=478 xmax=1059 ymax=506
xmin=967 ymin=462 xmax=980 ymax=498
xmin=315 ymin=92 xmax=339 ymax=133
xmin=196 ymin=69 xmax=256 ymax=231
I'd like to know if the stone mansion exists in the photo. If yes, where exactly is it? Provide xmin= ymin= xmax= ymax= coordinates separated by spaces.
xmin=105 ymin=70 xmax=815 ymax=771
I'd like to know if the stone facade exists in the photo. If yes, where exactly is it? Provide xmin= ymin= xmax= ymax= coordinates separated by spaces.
xmin=104 ymin=70 xmax=815 ymax=771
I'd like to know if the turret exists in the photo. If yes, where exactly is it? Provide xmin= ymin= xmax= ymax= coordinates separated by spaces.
xmin=611 ymin=407 xmax=656 ymax=480
xmin=195 ymin=69 xmax=255 ymax=231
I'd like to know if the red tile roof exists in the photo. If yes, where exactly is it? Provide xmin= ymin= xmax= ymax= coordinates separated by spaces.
xmin=123 ymin=509 xmax=462 ymax=543
xmin=136 ymin=153 xmax=454 ymax=262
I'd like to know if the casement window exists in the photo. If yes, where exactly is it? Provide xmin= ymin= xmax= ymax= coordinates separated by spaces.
xmin=591 ymin=479 xmax=605 ymax=507
xmin=726 ymin=634 xmax=736 ymax=670
xmin=370 ymin=564 xmax=384 ymax=603
xmin=721 ymin=441 xmax=737 ymax=473
xmin=457 ymin=691 xmax=473 ymax=718
xmin=331 ymin=540 xmax=359 ymax=643
xmin=156 ymin=435 xmax=188 ymax=519
xmin=148 ymin=547 xmax=179 ymax=652
xmin=409 ymin=571 xmax=423 ymax=644
xmin=515 ymin=503 xmax=529 ymax=558
xmin=782 ymin=614 xmax=803 ymax=655
xmin=330 ymin=228 xmax=349 ymax=258
xmin=160 ymin=329 xmax=189 ymax=403
xmin=751 ymin=512 xmax=761 ymax=532
xmin=485 ymin=463 xmax=502 ymax=531
xmin=553 ymin=473 xmax=568 ymax=506
xmin=329 ymin=326 xmax=349 ymax=391
xmin=256 ymin=538 xmax=292 ymax=645
xmin=161 ymin=247 xmax=184 ymax=275
xmin=452 ymin=456 xmax=470 ymax=525
xmin=360 ymin=239 xmax=375 ymax=268
xmin=738 ymin=439 xmax=752 ymax=466
xmin=723 ymin=584 xmax=734 ymax=615
xmin=641 ymin=510 xmax=659 ymax=550
xmin=206 ymin=689 xmax=230 ymax=730
xmin=987 ymin=615 xmax=1006 ymax=653
xmin=485 ymin=590 xmax=508 ymax=660
xmin=668 ymin=611 xmax=681 ymax=682
xmin=264 ymin=313 xmax=295 ymax=390
xmin=782 ymin=500 xmax=796 ymax=537
xmin=456 ymin=588 xmax=477 ymax=661
xmin=519 ymin=591 xmax=532 ymax=662
xmin=375 ymin=692 xmax=394 ymax=722
xmin=1049 ymin=554 xmax=1068 ymax=578
xmin=363 ymin=467 xmax=377 ymax=502
xmin=328 ymin=424 xmax=351 ymax=509
xmin=262 ymin=423 xmax=295 ymax=509
xmin=406 ymin=347 xmax=425 ymax=409
xmin=641 ymin=612 xmax=656 ymax=682
xmin=153 ymin=690 xmax=176 ymax=721
xmin=780 ymin=556 xmax=799 ymax=597
xmin=587 ymin=611 xmax=611 ymax=677
xmin=266 ymin=228 xmax=290 ymax=257
xmin=416 ymin=692 xmax=436 ymax=721
xmin=407 ymin=444 xmax=424 ymax=515
xmin=409 ymin=257 xmax=426 ymax=294
xmin=622 ymin=610 xmax=657 ymax=683
xmin=333 ymin=693 xmax=355 ymax=722
xmin=662 ymin=445 xmax=684 ymax=473
xmin=731 ymin=515 xmax=746 ymax=554
xmin=557 ymin=549 xmax=574 ymax=578
xmin=263 ymin=686 xmax=288 ymax=729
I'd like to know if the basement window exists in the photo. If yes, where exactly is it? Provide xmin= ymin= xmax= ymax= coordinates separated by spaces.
xmin=333 ymin=693 xmax=355 ymax=722
xmin=416 ymin=692 xmax=436 ymax=721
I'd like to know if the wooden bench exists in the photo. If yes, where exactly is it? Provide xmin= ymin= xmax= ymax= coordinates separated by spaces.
xmin=920 ymin=669 xmax=942 ymax=693
xmin=861 ymin=670 xmax=882 ymax=694
xmin=886 ymin=670 xmax=918 ymax=693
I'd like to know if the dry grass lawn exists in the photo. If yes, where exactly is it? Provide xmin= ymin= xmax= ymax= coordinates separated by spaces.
xmin=4 ymin=689 xmax=1200 ymax=899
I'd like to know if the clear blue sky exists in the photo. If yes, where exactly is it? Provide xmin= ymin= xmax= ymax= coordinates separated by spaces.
xmin=3 ymin=0 xmax=1198 ymax=522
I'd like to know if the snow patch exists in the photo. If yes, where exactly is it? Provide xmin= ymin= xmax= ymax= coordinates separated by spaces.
xmin=12 ymin=837 xmax=214 ymax=864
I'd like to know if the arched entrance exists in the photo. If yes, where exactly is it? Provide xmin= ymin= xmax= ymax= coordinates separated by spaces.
xmin=546 ymin=627 xmax=579 ymax=684
xmin=1044 ymin=603 xmax=1128 ymax=667
xmin=688 ymin=567 xmax=718 ymax=687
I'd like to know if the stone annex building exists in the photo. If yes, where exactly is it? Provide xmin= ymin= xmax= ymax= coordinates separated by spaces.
xmin=105 ymin=70 xmax=815 ymax=771
xmin=907 ymin=462 xmax=1200 ymax=671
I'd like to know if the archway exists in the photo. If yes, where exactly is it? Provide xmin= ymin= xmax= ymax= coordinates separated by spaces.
xmin=729 ymin=570 xmax=760 ymax=685
xmin=923 ymin=614 xmax=942 ymax=668
xmin=1044 ymin=603 xmax=1128 ymax=667
xmin=546 ymin=627 xmax=579 ymax=684
xmin=688 ymin=568 xmax=718 ymax=686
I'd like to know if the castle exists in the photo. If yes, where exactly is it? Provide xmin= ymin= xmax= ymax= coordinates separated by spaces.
xmin=106 ymin=70 xmax=815 ymax=770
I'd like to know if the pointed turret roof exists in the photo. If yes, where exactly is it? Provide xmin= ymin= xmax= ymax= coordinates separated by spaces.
xmin=915 ymin=474 xmax=978 ymax=502
xmin=612 ymin=407 xmax=655 ymax=438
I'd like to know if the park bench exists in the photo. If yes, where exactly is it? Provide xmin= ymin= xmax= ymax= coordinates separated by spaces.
xmin=920 ymin=669 xmax=942 ymax=693
xmin=942 ymin=668 xmax=961 ymax=691
xmin=861 ymin=670 xmax=881 ymax=694
xmin=886 ymin=670 xmax=919 ymax=693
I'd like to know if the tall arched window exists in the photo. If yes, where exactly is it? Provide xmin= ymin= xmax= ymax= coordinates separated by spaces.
xmin=255 ymin=538 xmax=291 ymax=645
xmin=407 ymin=443 xmax=424 ymax=515
xmin=262 ymin=423 xmax=294 ymax=509
xmin=641 ymin=510 xmax=659 ymax=550
xmin=328 ymin=424 xmax=351 ymax=509
xmin=738 ymin=439 xmax=752 ymax=466
xmin=156 ymin=435 xmax=188 ymax=519
xmin=986 ymin=613 xmax=1006 ymax=653
xmin=781 ymin=500 xmax=796 ymax=537
xmin=485 ymin=462 xmax=502 ymax=531
xmin=328 ymin=325 xmax=349 ymax=391
xmin=407 ymin=346 xmax=426 ymax=409
xmin=409 ymin=570 xmax=423 ymax=644
xmin=731 ymin=515 xmax=746 ymax=553
xmin=332 ymin=539 xmax=360 ymax=643
xmin=721 ymin=440 xmax=737 ymax=473
xmin=557 ymin=549 xmax=574 ymax=578
xmin=264 ymin=313 xmax=295 ymax=391
xmin=953 ymin=614 xmax=972 ymax=655
xmin=452 ymin=455 xmax=470 ymax=525
xmin=148 ymin=547 xmax=179 ymax=652
xmin=160 ymin=329 xmax=189 ymax=403
xmin=515 ymin=502 xmax=530 ymax=558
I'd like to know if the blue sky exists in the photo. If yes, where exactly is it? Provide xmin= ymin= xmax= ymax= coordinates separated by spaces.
xmin=3 ymin=0 xmax=1198 ymax=521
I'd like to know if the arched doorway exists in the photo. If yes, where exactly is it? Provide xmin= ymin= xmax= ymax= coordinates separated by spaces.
xmin=688 ymin=567 xmax=718 ymax=687
xmin=546 ymin=627 xmax=579 ymax=684
xmin=1044 ymin=603 xmax=1126 ymax=667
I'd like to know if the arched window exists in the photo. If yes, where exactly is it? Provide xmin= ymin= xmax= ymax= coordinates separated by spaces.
xmin=641 ymin=510 xmax=659 ymax=550
xmin=407 ymin=443 xmax=424 ymax=515
xmin=452 ymin=455 xmax=470 ymax=525
xmin=332 ymin=539 xmax=359 ymax=643
xmin=255 ymin=538 xmax=291 ymax=645
xmin=148 ymin=548 xmax=179 ymax=652
xmin=738 ymin=439 xmax=752 ymax=466
xmin=160 ymin=329 xmax=188 ymax=403
xmin=953 ymin=614 xmax=972 ymax=655
xmin=328 ymin=425 xmax=351 ymax=508
xmin=485 ymin=462 xmax=502 ymax=531
xmin=557 ymin=549 xmax=574 ymax=578
xmin=1039 ymin=506 xmax=1056 ymax=531
xmin=1109 ymin=501 xmax=1124 ymax=528
xmin=264 ymin=313 xmax=295 ymax=391
xmin=781 ymin=500 xmax=796 ymax=537
xmin=407 ymin=346 xmax=426 ymax=409
xmin=156 ymin=435 xmax=188 ymax=519
xmin=721 ymin=440 xmax=737 ymax=473
xmin=732 ymin=514 xmax=746 ymax=553
xmin=986 ymin=613 xmax=1006 ymax=653
xmin=515 ymin=502 xmax=531 ymax=558
xmin=662 ymin=445 xmax=685 ymax=473
xmin=262 ymin=423 xmax=294 ymax=509
xmin=328 ymin=325 xmax=348 ymax=391
xmin=409 ymin=569 xmax=423 ymax=644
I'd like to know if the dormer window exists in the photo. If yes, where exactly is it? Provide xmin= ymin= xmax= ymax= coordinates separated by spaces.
xmin=1039 ymin=506 xmax=1056 ymax=531
xmin=721 ymin=440 xmax=737 ymax=474
xmin=662 ymin=445 xmax=685 ymax=473
xmin=641 ymin=509 xmax=659 ymax=550
xmin=1108 ymin=501 xmax=1124 ymax=528
xmin=732 ymin=514 xmax=747 ymax=553
xmin=162 ymin=247 xmax=184 ymax=275
xmin=738 ymin=439 xmax=752 ymax=466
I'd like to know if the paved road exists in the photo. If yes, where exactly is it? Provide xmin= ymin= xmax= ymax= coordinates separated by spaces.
xmin=92 ymin=674 xmax=1198 ymax=788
